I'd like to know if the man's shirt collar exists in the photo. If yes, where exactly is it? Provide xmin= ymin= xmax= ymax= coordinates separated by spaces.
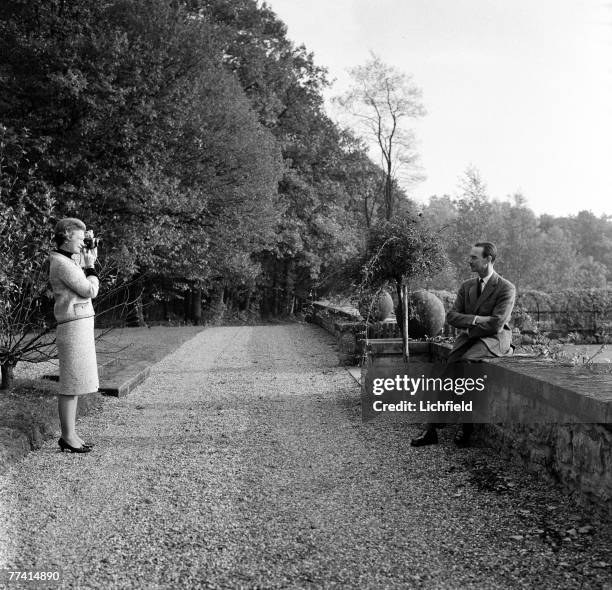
xmin=480 ymin=268 xmax=494 ymax=287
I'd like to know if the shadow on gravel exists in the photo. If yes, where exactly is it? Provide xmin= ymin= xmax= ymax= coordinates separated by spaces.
xmin=457 ymin=453 xmax=611 ymax=564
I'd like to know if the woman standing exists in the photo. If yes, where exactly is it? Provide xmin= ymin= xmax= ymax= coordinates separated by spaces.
xmin=49 ymin=218 xmax=99 ymax=453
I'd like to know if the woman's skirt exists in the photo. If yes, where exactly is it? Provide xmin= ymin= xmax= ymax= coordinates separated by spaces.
xmin=56 ymin=316 xmax=99 ymax=396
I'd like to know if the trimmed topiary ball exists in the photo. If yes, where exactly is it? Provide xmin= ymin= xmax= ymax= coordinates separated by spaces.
xmin=407 ymin=291 xmax=445 ymax=338
xmin=373 ymin=290 xmax=394 ymax=321
xmin=355 ymin=288 xmax=395 ymax=322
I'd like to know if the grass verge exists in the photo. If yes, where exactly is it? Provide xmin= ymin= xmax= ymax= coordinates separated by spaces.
xmin=0 ymin=326 xmax=205 ymax=472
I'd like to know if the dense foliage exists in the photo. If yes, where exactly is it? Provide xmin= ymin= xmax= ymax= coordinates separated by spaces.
xmin=0 ymin=126 xmax=56 ymax=387
xmin=1 ymin=0 xmax=404 ymax=326
xmin=513 ymin=288 xmax=612 ymax=339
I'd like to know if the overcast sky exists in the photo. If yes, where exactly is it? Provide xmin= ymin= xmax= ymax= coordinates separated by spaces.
xmin=265 ymin=0 xmax=612 ymax=217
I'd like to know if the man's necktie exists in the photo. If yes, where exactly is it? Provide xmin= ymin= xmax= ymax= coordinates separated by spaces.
xmin=477 ymin=278 xmax=484 ymax=297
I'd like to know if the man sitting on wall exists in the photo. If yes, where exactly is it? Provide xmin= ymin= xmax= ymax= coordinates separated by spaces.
xmin=411 ymin=241 xmax=516 ymax=447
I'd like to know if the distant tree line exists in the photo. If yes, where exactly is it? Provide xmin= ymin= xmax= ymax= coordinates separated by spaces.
xmin=419 ymin=167 xmax=611 ymax=294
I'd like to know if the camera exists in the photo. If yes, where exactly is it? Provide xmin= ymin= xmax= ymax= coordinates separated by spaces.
xmin=83 ymin=230 xmax=100 ymax=250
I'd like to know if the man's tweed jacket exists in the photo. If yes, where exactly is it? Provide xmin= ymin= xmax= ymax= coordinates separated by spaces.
xmin=446 ymin=271 xmax=516 ymax=356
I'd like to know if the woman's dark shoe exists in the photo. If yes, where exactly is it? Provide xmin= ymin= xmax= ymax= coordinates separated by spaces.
xmin=58 ymin=438 xmax=92 ymax=453
xmin=81 ymin=441 xmax=95 ymax=448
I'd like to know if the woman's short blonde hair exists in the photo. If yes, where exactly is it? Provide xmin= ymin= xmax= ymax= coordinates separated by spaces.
xmin=53 ymin=218 xmax=86 ymax=247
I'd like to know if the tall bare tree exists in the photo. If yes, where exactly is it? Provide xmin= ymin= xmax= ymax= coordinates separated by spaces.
xmin=334 ymin=53 xmax=425 ymax=220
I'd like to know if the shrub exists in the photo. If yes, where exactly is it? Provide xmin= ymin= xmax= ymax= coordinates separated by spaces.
xmin=513 ymin=288 xmax=612 ymax=338
xmin=429 ymin=289 xmax=456 ymax=313
xmin=407 ymin=290 xmax=445 ymax=338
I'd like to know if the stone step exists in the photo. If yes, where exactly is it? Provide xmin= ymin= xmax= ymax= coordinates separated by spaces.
xmin=41 ymin=356 xmax=122 ymax=382
xmin=41 ymin=357 xmax=152 ymax=397
xmin=98 ymin=360 xmax=152 ymax=398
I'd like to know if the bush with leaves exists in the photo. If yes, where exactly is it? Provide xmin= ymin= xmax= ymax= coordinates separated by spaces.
xmin=513 ymin=288 xmax=611 ymax=337
xmin=0 ymin=126 xmax=56 ymax=389
xmin=550 ymin=288 xmax=611 ymax=336
xmin=428 ymin=289 xmax=456 ymax=313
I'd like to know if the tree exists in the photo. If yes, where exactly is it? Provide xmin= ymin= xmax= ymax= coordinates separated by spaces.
xmin=445 ymin=167 xmax=497 ymax=282
xmin=522 ymin=226 xmax=578 ymax=291
xmin=0 ymin=126 xmax=55 ymax=389
xmin=458 ymin=165 xmax=488 ymax=202
xmin=491 ymin=194 xmax=538 ymax=290
xmin=419 ymin=194 xmax=459 ymax=290
xmin=334 ymin=53 xmax=425 ymax=220
xmin=360 ymin=215 xmax=446 ymax=358
xmin=0 ymin=0 xmax=284 ymax=321
xmin=335 ymin=133 xmax=385 ymax=228
xmin=202 ymin=0 xmax=381 ymax=311
xmin=568 ymin=211 xmax=612 ymax=283
xmin=573 ymin=257 xmax=607 ymax=289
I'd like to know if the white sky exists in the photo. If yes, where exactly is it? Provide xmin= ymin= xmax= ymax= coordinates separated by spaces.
xmin=265 ymin=0 xmax=612 ymax=217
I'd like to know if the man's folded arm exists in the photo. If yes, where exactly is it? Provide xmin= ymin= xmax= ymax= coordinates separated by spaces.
xmin=446 ymin=283 xmax=476 ymax=329
xmin=467 ymin=285 xmax=515 ymax=338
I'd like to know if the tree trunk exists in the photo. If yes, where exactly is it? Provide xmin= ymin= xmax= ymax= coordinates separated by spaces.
xmin=284 ymin=260 xmax=295 ymax=316
xmin=225 ymin=290 xmax=233 ymax=315
xmin=1 ymin=363 xmax=15 ymax=390
xmin=127 ymin=292 xmax=146 ymax=327
xmin=211 ymin=287 xmax=225 ymax=323
xmin=401 ymin=282 xmax=410 ymax=363
xmin=393 ymin=280 xmax=410 ymax=362
xmin=289 ymin=296 xmax=295 ymax=316
xmin=191 ymin=288 xmax=202 ymax=325
xmin=134 ymin=294 xmax=145 ymax=326
xmin=395 ymin=281 xmax=404 ymax=337
xmin=384 ymin=171 xmax=393 ymax=220
xmin=182 ymin=290 xmax=190 ymax=324
xmin=272 ymin=267 xmax=280 ymax=317
xmin=244 ymin=288 xmax=252 ymax=313
xmin=260 ymin=287 xmax=270 ymax=320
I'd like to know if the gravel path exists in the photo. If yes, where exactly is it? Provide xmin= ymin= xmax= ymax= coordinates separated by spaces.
xmin=0 ymin=325 xmax=610 ymax=589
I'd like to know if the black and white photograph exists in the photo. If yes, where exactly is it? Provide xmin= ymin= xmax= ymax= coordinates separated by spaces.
xmin=0 ymin=1 xmax=611 ymax=588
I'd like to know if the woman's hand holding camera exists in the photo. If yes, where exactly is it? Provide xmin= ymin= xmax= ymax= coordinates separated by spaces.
xmin=81 ymin=247 xmax=97 ymax=268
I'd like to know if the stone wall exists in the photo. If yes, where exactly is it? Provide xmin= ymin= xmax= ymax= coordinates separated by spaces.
xmin=434 ymin=344 xmax=612 ymax=510
xmin=356 ymin=335 xmax=612 ymax=513
xmin=310 ymin=302 xmax=399 ymax=365
xmin=481 ymin=422 xmax=611 ymax=511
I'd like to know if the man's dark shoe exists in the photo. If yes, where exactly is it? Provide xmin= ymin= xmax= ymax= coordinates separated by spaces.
xmin=454 ymin=425 xmax=473 ymax=447
xmin=410 ymin=428 xmax=438 ymax=447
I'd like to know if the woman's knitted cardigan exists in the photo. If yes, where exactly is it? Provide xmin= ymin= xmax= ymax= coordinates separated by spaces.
xmin=49 ymin=251 xmax=99 ymax=324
